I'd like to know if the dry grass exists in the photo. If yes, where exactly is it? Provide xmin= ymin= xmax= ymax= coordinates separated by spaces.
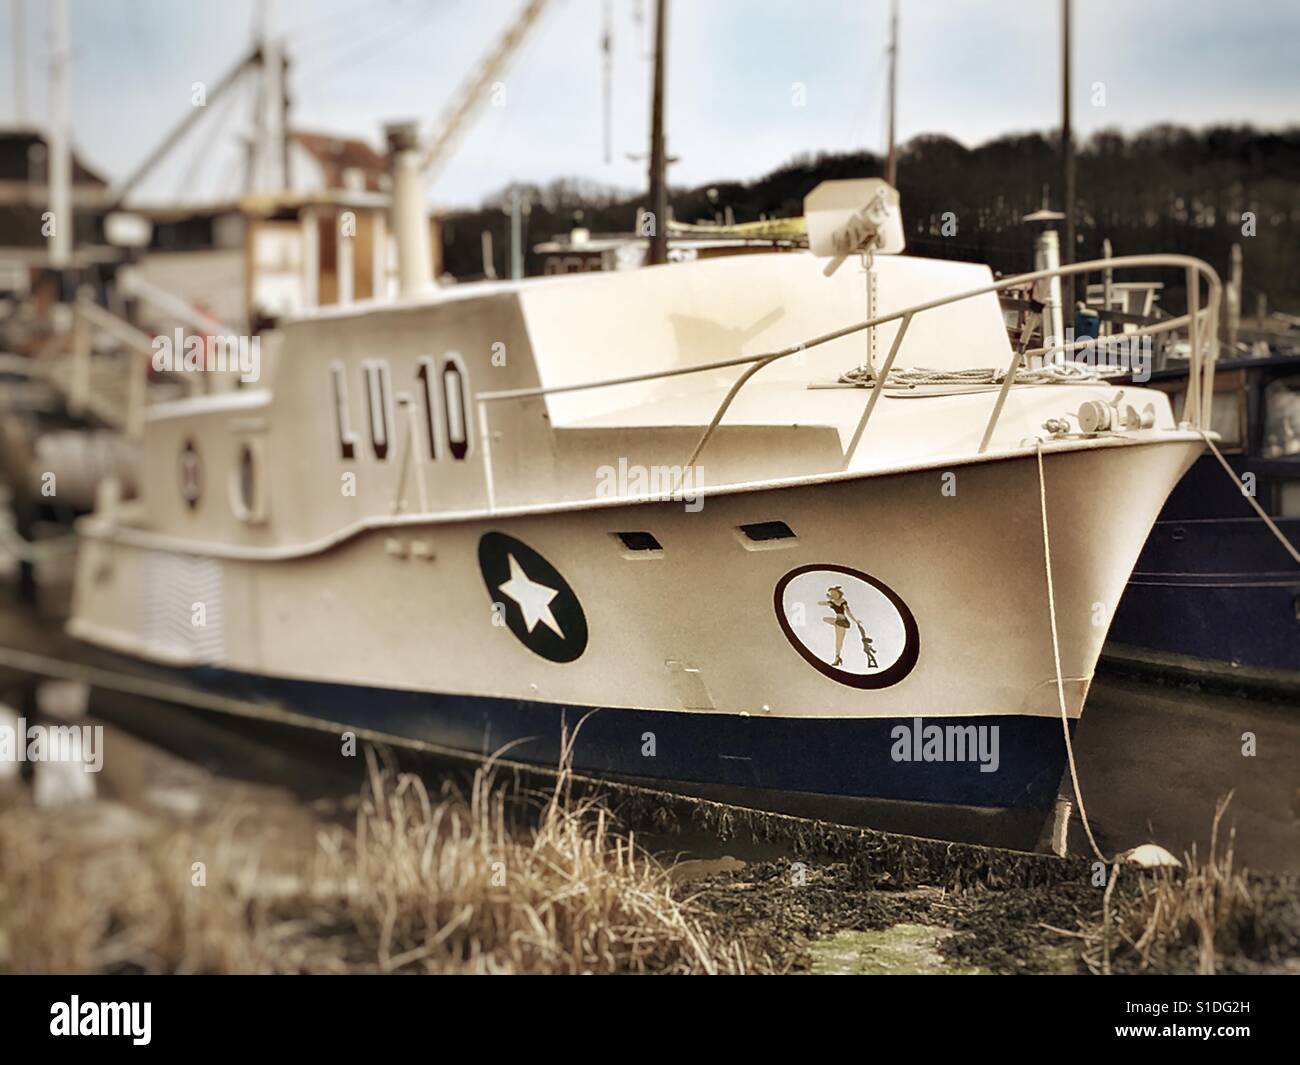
xmin=0 ymin=740 xmax=778 ymax=974
xmin=1059 ymin=793 xmax=1257 ymax=974
xmin=1121 ymin=793 xmax=1253 ymax=974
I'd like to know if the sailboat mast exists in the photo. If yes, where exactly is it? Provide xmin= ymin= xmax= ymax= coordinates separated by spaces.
xmin=48 ymin=0 xmax=71 ymax=270
xmin=647 ymin=0 xmax=668 ymax=265
xmin=1061 ymin=0 xmax=1075 ymax=312
xmin=885 ymin=0 xmax=898 ymax=188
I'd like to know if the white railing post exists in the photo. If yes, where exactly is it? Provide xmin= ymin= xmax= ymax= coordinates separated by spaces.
xmin=842 ymin=311 xmax=911 ymax=468
xmin=1185 ymin=265 xmax=1200 ymax=428
xmin=477 ymin=398 xmax=496 ymax=512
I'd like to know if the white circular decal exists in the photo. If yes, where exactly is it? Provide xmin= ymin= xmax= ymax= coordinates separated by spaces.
xmin=774 ymin=564 xmax=919 ymax=688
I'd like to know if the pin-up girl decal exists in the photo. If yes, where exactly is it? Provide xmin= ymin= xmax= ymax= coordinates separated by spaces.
xmin=776 ymin=565 xmax=919 ymax=689
xmin=819 ymin=586 xmax=857 ymax=667
xmin=819 ymin=585 xmax=879 ymax=669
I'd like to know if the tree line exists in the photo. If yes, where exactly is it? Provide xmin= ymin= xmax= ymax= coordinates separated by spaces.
xmin=442 ymin=125 xmax=1300 ymax=315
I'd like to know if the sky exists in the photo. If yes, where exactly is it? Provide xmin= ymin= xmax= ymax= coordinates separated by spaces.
xmin=2 ymin=0 xmax=1298 ymax=210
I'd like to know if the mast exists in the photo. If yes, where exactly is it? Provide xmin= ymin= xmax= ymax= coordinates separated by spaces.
xmin=647 ymin=0 xmax=668 ymax=265
xmin=48 ymin=0 xmax=71 ymax=270
xmin=12 ymin=0 xmax=27 ymax=123
xmin=885 ymin=0 xmax=898 ymax=187
xmin=1061 ymin=0 xmax=1075 ymax=314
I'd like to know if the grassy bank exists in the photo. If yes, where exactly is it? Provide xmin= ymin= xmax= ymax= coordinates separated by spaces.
xmin=0 ymin=750 xmax=782 ymax=974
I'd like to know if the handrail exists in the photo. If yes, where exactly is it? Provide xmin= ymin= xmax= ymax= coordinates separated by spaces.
xmin=473 ymin=254 xmax=1222 ymax=509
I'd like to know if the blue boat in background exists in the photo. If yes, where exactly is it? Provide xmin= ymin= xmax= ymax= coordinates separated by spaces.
xmin=1105 ymin=350 xmax=1300 ymax=695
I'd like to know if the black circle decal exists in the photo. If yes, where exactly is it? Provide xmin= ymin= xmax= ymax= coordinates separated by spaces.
xmin=178 ymin=438 xmax=201 ymax=509
xmin=774 ymin=564 xmax=919 ymax=689
xmin=478 ymin=532 xmax=588 ymax=663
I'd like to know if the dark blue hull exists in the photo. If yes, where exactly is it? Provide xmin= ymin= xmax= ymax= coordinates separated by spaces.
xmin=180 ymin=664 xmax=1070 ymax=848
xmin=1107 ymin=453 xmax=1300 ymax=692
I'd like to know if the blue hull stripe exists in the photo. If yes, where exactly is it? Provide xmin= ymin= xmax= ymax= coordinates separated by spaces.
xmin=190 ymin=667 xmax=1070 ymax=811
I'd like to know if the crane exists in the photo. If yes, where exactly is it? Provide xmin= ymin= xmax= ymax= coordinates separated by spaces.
xmin=417 ymin=0 xmax=552 ymax=187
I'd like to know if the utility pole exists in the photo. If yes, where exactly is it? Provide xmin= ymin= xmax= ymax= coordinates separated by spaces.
xmin=48 ymin=0 xmax=71 ymax=271
xmin=885 ymin=0 xmax=898 ymax=188
xmin=646 ymin=0 xmax=668 ymax=265
xmin=1061 ymin=0 xmax=1075 ymax=317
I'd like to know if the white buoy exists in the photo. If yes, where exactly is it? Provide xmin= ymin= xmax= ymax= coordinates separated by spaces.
xmin=1121 ymin=844 xmax=1182 ymax=870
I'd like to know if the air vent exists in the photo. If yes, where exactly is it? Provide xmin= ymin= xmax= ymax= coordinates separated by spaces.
xmin=739 ymin=521 xmax=795 ymax=542
xmin=615 ymin=531 xmax=663 ymax=554
xmin=735 ymin=520 xmax=798 ymax=552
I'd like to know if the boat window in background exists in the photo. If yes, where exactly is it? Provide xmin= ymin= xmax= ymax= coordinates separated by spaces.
xmin=1263 ymin=376 xmax=1300 ymax=459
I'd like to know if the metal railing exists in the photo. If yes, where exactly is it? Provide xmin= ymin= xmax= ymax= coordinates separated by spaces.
xmin=473 ymin=254 xmax=1221 ymax=510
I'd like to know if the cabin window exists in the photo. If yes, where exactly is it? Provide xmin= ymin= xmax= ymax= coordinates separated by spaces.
xmin=229 ymin=439 xmax=267 ymax=523
xmin=178 ymin=438 xmax=202 ymax=510
xmin=1279 ymin=480 xmax=1300 ymax=520
xmin=416 ymin=356 xmax=442 ymax=460
xmin=1262 ymin=377 xmax=1300 ymax=459
xmin=1165 ymin=387 xmax=1245 ymax=450
xmin=443 ymin=356 xmax=471 ymax=460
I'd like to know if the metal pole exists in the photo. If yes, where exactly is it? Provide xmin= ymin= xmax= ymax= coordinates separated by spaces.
xmin=261 ymin=0 xmax=284 ymax=192
xmin=601 ymin=0 xmax=612 ymax=165
xmin=336 ymin=209 xmax=353 ymax=306
xmin=300 ymin=207 xmax=319 ymax=309
xmin=372 ymin=208 xmax=387 ymax=299
xmin=1227 ymin=243 xmax=1242 ymax=350
xmin=1061 ymin=0 xmax=1075 ymax=317
xmin=1101 ymin=237 xmax=1113 ymax=337
xmin=48 ymin=0 xmax=71 ymax=270
xmin=510 ymin=188 xmax=523 ymax=280
xmin=281 ymin=50 xmax=292 ymax=190
xmin=647 ymin=0 xmax=668 ymax=265
xmin=885 ymin=0 xmax=898 ymax=187
xmin=13 ymin=0 xmax=27 ymax=123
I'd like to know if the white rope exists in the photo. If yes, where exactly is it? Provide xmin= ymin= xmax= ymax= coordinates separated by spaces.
xmin=840 ymin=361 xmax=1124 ymax=389
xmin=1035 ymin=440 xmax=1109 ymax=866
xmin=1199 ymin=430 xmax=1300 ymax=565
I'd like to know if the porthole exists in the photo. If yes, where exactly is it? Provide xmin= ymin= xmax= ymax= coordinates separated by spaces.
xmin=229 ymin=438 xmax=267 ymax=523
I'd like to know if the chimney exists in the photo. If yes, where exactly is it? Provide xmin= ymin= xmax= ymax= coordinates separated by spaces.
xmin=384 ymin=122 xmax=433 ymax=298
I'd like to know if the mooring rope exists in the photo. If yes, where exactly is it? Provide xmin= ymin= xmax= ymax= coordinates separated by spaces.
xmin=1036 ymin=439 xmax=1123 ymax=972
xmin=1035 ymin=441 xmax=1109 ymax=866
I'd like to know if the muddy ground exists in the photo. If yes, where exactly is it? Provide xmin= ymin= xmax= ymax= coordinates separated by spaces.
xmin=3 ymin=710 xmax=1297 ymax=974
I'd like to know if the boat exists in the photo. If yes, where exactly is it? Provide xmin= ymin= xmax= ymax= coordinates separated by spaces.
xmin=1105 ymin=346 xmax=1300 ymax=694
xmin=64 ymin=174 xmax=1224 ymax=850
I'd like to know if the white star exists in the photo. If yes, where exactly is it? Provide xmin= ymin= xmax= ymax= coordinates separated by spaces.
xmin=497 ymin=554 xmax=564 ymax=637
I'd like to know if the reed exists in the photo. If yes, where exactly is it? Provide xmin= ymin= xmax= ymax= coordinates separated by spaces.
xmin=1120 ymin=793 xmax=1253 ymax=974
xmin=0 ymin=739 xmax=775 ymax=974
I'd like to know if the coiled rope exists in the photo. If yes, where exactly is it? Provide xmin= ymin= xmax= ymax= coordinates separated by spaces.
xmin=840 ymin=361 xmax=1123 ymax=389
